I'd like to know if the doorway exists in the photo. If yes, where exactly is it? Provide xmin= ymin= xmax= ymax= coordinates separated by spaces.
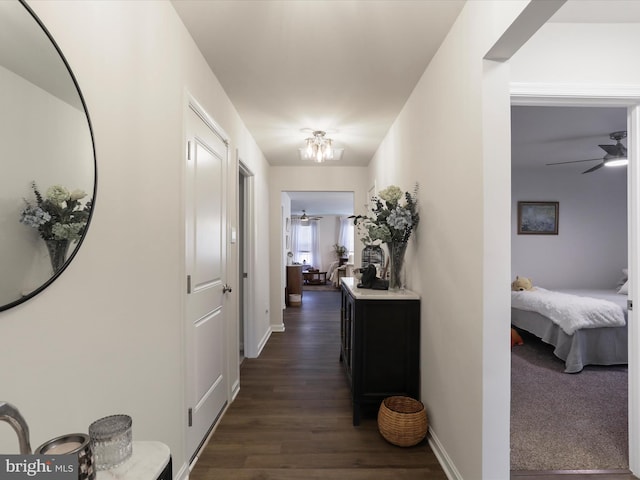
xmin=238 ymin=161 xmax=255 ymax=360
xmin=283 ymin=191 xmax=355 ymax=297
xmin=238 ymin=165 xmax=245 ymax=363
xmin=509 ymin=98 xmax=638 ymax=474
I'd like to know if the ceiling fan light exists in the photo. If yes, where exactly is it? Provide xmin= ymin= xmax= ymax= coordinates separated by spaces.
xmin=605 ymin=157 xmax=628 ymax=167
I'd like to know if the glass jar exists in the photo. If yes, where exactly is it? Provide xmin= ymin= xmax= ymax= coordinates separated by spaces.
xmin=88 ymin=414 xmax=132 ymax=470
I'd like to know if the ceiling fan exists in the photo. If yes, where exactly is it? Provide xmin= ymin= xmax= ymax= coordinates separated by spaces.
xmin=546 ymin=130 xmax=628 ymax=174
xmin=299 ymin=209 xmax=322 ymax=223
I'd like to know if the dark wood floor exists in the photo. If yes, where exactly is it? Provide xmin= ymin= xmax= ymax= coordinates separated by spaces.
xmin=189 ymin=290 xmax=448 ymax=479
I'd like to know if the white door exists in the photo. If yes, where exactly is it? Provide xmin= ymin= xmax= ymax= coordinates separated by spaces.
xmin=185 ymin=102 xmax=228 ymax=461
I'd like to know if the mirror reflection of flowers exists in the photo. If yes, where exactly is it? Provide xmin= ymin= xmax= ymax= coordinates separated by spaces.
xmin=19 ymin=181 xmax=92 ymax=241
xmin=352 ymin=184 xmax=419 ymax=245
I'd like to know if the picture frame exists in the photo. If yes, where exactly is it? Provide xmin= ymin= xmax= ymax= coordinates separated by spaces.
xmin=517 ymin=201 xmax=559 ymax=235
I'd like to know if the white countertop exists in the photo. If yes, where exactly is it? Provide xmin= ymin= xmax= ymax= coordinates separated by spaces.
xmin=96 ymin=441 xmax=170 ymax=480
xmin=341 ymin=277 xmax=420 ymax=300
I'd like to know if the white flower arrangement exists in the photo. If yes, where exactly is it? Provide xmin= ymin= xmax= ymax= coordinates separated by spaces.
xmin=19 ymin=182 xmax=92 ymax=242
xmin=352 ymin=184 xmax=419 ymax=245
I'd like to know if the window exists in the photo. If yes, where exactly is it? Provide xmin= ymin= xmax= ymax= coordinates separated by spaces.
xmin=338 ymin=217 xmax=355 ymax=260
xmin=292 ymin=220 xmax=320 ymax=268
xmin=297 ymin=224 xmax=313 ymax=266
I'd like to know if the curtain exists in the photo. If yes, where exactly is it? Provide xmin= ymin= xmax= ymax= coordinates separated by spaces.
xmin=310 ymin=220 xmax=321 ymax=269
xmin=338 ymin=216 xmax=355 ymax=259
xmin=290 ymin=217 xmax=301 ymax=263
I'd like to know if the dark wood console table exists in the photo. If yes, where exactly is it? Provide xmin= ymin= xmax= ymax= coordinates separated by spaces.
xmin=339 ymin=277 xmax=420 ymax=426
xmin=303 ymin=270 xmax=327 ymax=285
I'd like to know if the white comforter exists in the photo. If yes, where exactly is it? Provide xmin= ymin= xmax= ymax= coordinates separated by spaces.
xmin=511 ymin=288 xmax=626 ymax=335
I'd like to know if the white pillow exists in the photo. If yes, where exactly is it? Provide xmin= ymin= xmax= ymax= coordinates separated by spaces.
xmin=616 ymin=268 xmax=629 ymax=289
xmin=618 ymin=280 xmax=629 ymax=295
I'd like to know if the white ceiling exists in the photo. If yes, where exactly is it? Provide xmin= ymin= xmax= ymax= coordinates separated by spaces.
xmin=511 ymin=106 xmax=627 ymax=172
xmin=171 ymin=0 xmax=637 ymax=212
xmin=549 ymin=0 xmax=640 ymax=22
xmin=287 ymin=191 xmax=354 ymax=217
xmin=171 ymin=0 xmax=465 ymax=167
xmin=512 ymin=1 xmax=638 ymax=174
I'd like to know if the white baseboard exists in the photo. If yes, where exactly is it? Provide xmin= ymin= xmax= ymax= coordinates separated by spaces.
xmin=186 ymin=401 xmax=231 ymax=478
xmin=270 ymin=323 xmax=285 ymax=333
xmin=231 ymin=378 xmax=240 ymax=401
xmin=175 ymin=461 xmax=189 ymax=480
xmin=255 ymin=328 xmax=273 ymax=357
xmin=428 ymin=428 xmax=462 ymax=480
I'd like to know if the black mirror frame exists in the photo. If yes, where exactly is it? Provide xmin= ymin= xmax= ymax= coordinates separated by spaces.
xmin=0 ymin=0 xmax=97 ymax=312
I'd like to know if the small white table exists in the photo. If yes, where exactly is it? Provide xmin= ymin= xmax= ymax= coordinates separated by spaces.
xmin=96 ymin=441 xmax=171 ymax=480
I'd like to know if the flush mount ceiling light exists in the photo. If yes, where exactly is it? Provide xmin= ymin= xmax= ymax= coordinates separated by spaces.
xmin=299 ymin=130 xmax=344 ymax=163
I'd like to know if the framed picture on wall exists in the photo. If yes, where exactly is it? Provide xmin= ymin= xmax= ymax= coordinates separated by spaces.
xmin=517 ymin=201 xmax=559 ymax=235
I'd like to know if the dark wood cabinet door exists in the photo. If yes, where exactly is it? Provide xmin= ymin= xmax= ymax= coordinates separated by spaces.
xmin=340 ymin=282 xmax=420 ymax=425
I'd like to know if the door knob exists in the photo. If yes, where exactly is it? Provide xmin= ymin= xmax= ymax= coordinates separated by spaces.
xmin=223 ymin=284 xmax=232 ymax=294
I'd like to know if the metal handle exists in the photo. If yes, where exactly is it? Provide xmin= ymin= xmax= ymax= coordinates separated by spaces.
xmin=223 ymin=284 xmax=232 ymax=294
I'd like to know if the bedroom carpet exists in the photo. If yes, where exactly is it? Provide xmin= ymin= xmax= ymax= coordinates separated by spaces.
xmin=511 ymin=330 xmax=628 ymax=471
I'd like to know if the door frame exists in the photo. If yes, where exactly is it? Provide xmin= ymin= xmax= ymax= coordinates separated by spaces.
xmin=238 ymin=159 xmax=257 ymax=359
xmin=510 ymin=83 xmax=640 ymax=474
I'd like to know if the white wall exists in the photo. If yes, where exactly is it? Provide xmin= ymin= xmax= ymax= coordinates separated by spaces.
xmin=317 ymin=216 xmax=341 ymax=272
xmin=512 ymin=167 xmax=627 ymax=288
xmin=367 ymin=2 xmax=531 ymax=478
xmin=0 ymin=2 xmax=271 ymax=478
xmin=511 ymin=23 xmax=640 ymax=87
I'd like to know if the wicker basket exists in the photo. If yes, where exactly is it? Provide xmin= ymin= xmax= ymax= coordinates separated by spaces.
xmin=377 ymin=396 xmax=428 ymax=447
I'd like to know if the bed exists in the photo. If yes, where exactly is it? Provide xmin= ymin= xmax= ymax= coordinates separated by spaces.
xmin=511 ymin=287 xmax=628 ymax=373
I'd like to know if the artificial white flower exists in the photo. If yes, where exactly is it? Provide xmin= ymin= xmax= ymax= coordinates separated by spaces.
xmin=46 ymin=185 xmax=71 ymax=205
xmin=69 ymin=189 xmax=87 ymax=201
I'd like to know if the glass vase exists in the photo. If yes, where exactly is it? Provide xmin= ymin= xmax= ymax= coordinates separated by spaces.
xmin=387 ymin=241 xmax=408 ymax=290
xmin=45 ymin=239 xmax=70 ymax=274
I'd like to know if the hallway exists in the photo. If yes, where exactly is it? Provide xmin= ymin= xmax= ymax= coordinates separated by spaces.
xmin=189 ymin=290 xmax=447 ymax=479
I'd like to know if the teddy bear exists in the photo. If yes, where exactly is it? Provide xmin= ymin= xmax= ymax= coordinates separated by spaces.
xmin=511 ymin=328 xmax=524 ymax=348
xmin=511 ymin=276 xmax=534 ymax=292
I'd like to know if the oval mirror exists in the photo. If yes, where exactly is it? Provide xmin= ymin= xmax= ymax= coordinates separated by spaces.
xmin=0 ymin=0 xmax=96 ymax=311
